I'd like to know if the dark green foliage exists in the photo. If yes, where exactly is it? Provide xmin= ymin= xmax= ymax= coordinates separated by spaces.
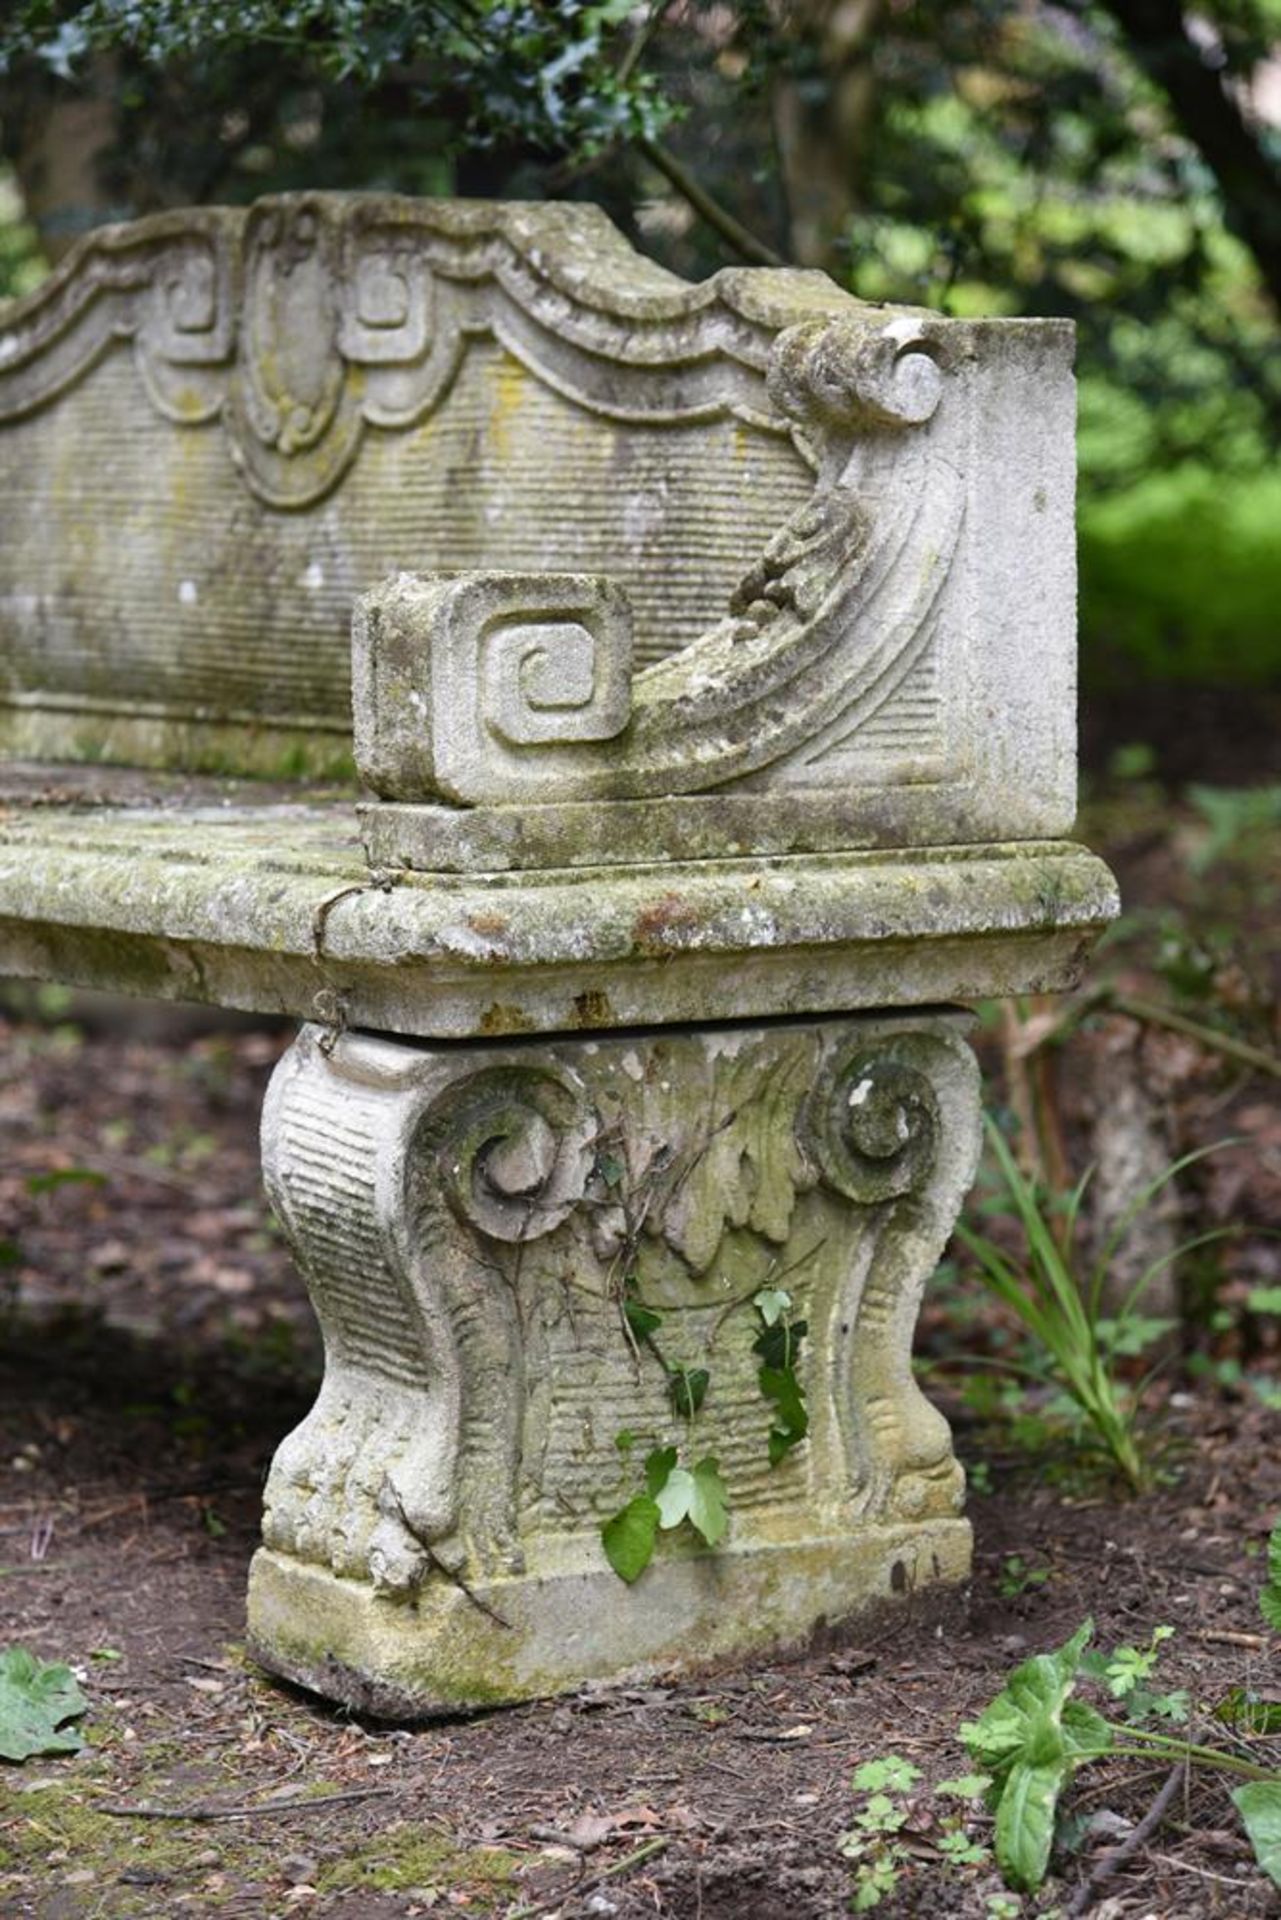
xmin=1 ymin=1 xmax=674 ymax=159
xmin=1081 ymin=467 xmax=1281 ymax=687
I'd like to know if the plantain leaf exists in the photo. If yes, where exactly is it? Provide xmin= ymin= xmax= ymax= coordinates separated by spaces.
xmin=994 ymin=1760 xmax=1062 ymax=1892
xmin=0 ymin=1646 xmax=88 ymax=1762
xmin=962 ymin=1621 xmax=1107 ymax=1894
xmin=1260 ymin=1519 xmax=1281 ymax=1631
xmin=1061 ymin=1697 xmax=1113 ymax=1757
xmin=1233 ymin=1781 xmax=1281 ymax=1890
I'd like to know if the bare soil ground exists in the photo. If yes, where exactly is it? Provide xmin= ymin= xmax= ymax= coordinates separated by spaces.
xmin=1 ymin=789 xmax=1279 ymax=1919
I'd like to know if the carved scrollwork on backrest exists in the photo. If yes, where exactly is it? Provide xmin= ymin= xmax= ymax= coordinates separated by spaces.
xmin=133 ymin=231 xmax=234 ymax=424
xmin=801 ymin=1044 xmax=941 ymax=1205
xmin=430 ymin=1063 xmax=596 ymax=1243
xmin=768 ymin=315 xmax=946 ymax=436
xmin=1 ymin=191 xmax=985 ymax=799
xmin=351 ymin=304 xmax=963 ymax=806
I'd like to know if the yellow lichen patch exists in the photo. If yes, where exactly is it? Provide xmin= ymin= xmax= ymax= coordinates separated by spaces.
xmin=486 ymin=352 xmax=530 ymax=462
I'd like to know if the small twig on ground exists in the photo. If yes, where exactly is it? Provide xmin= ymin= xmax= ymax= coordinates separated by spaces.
xmin=98 ymin=1786 xmax=393 ymax=1822
xmin=1194 ymin=1628 xmax=1269 ymax=1649
xmin=506 ymin=1837 xmax=671 ymax=1919
xmin=1017 ymin=981 xmax=1281 ymax=1081
xmin=1107 ymin=991 xmax=1281 ymax=1080
xmin=1066 ymin=1761 xmax=1186 ymax=1917
xmin=595 ymin=1836 xmax=670 ymax=1881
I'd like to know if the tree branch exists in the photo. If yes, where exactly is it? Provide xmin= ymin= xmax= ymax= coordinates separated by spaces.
xmin=638 ymin=136 xmax=786 ymax=267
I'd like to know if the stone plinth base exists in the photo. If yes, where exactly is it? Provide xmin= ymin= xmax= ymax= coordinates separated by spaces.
xmin=247 ymin=1013 xmax=980 ymax=1715
xmin=248 ymin=1520 xmax=971 ymax=1717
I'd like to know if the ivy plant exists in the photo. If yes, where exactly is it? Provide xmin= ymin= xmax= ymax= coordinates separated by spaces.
xmin=599 ymin=1281 xmax=811 ymax=1583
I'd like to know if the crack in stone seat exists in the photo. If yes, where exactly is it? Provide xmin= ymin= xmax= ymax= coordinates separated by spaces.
xmin=0 ymin=192 xmax=1118 ymax=1715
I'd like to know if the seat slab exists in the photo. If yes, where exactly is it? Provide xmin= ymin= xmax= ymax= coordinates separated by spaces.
xmin=0 ymin=764 xmax=1117 ymax=1041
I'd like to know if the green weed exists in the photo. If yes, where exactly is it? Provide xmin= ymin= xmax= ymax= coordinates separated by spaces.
xmin=957 ymin=1120 xmax=1229 ymax=1490
xmin=961 ymin=1574 xmax=1281 ymax=1898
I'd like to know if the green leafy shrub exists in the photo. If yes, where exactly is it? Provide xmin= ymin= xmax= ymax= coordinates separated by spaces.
xmin=1080 ymin=464 xmax=1281 ymax=689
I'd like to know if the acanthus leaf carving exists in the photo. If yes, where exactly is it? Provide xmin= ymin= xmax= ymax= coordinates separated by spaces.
xmin=258 ymin=1020 xmax=979 ymax=1625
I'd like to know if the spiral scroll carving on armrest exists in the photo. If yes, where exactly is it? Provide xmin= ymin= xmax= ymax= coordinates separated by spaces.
xmin=352 ymin=312 xmax=962 ymax=808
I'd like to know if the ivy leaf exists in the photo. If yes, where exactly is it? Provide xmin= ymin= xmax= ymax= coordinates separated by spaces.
xmin=644 ymin=1446 xmax=677 ymax=1498
xmin=0 ymin=1646 xmax=88 ymax=1762
xmin=1233 ymin=1781 xmax=1281 ymax=1889
xmin=753 ymin=1316 xmax=808 ymax=1371
xmin=600 ymin=1495 xmax=660 ymax=1584
xmin=688 ymin=1458 xmax=729 ymax=1547
xmin=655 ymin=1457 xmax=729 ymax=1547
xmin=760 ymin=1365 xmax=808 ymax=1463
xmin=624 ymin=1298 xmax=662 ymax=1341
xmin=669 ymin=1367 xmax=709 ymax=1418
xmin=753 ymin=1286 xmax=792 ymax=1327
xmin=655 ymin=1468 xmax=696 ymax=1531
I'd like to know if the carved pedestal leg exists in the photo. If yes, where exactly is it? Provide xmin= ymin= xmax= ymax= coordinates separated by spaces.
xmin=248 ymin=1013 xmax=980 ymax=1717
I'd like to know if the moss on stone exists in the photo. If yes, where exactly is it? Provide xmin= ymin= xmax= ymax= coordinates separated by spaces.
xmin=316 ymin=1823 xmax=519 ymax=1898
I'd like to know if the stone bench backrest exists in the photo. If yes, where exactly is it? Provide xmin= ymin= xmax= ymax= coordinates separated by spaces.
xmin=0 ymin=191 xmax=1076 ymax=841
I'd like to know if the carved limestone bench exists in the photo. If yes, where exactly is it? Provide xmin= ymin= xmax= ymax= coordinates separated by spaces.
xmin=0 ymin=193 xmax=1117 ymax=1716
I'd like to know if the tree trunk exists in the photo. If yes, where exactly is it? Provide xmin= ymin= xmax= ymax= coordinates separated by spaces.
xmin=0 ymin=58 xmax=126 ymax=263
xmin=769 ymin=0 xmax=886 ymax=270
